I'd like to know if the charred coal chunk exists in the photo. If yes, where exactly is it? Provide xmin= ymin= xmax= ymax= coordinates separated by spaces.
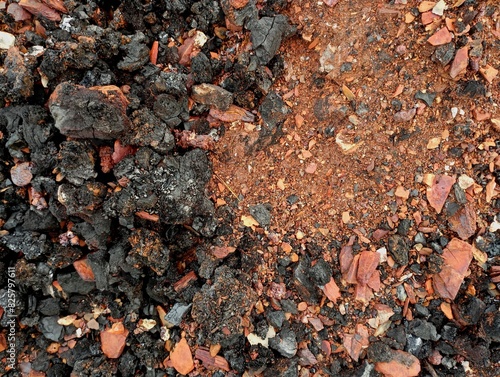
xmin=190 ymin=0 xmax=224 ymax=33
xmin=60 ymin=37 xmax=99 ymax=70
xmin=248 ymin=15 xmax=293 ymax=65
xmin=251 ymin=91 xmax=290 ymax=151
xmin=117 ymin=32 xmax=150 ymax=72
xmin=72 ymin=211 xmax=112 ymax=251
xmin=152 ymin=72 xmax=189 ymax=127
xmin=1 ymin=230 xmax=51 ymax=260
xmin=0 ymin=47 xmax=34 ymax=102
xmin=49 ymin=82 xmax=131 ymax=140
xmin=124 ymin=108 xmax=175 ymax=154
xmin=57 ymin=182 xmax=107 ymax=221
xmin=191 ymin=52 xmax=214 ymax=84
xmin=0 ymin=106 xmax=56 ymax=165
xmin=192 ymin=266 xmax=258 ymax=345
xmin=22 ymin=209 xmax=59 ymax=232
xmin=57 ymin=141 xmax=97 ymax=186
xmin=156 ymin=149 xmax=214 ymax=224
xmin=80 ymin=61 xmax=117 ymax=87
xmin=127 ymin=228 xmax=170 ymax=276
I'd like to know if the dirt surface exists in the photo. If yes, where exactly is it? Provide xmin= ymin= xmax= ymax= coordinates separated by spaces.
xmin=0 ymin=0 xmax=500 ymax=376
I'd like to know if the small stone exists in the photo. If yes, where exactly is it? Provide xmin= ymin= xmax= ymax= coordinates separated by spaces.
xmin=100 ymin=322 xmax=129 ymax=359
xmin=415 ymin=91 xmax=436 ymax=107
xmin=421 ymin=11 xmax=440 ymax=25
xmin=373 ymin=347 xmax=421 ymax=377
xmin=387 ymin=235 xmax=410 ymax=266
xmin=427 ymin=28 xmax=452 ymax=46
xmin=0 ymin=31 xmax=16 ymax=49
xmin=449 ymin=46 xmax=469 ymax=79
xmin=309 ymin=258 xmax=332 ymax=286
xmin=298 ymin=347 xmax=318 ymax=366
xmin=409 ymin=319 xmax=439 ymax=341
xmin=11 ymin=162 xmax=33 ymax=187
xmin=39 ymin=316 xmax=64 ymax=342
xmin=394 ymin=108 xmax=416 ymax=122
xmin=269 ymin=327 xmax=297 ymax=358
xmin=479 ymin=65 xmax=498 ymax=84
xmin=433 ymin=43 xmax=455 ymax=66
xmin=249 ymin=204 xmax=272 ymax=226
xmin=117 ymin=32 xmax=150 ymax=72
xmin=414 ymin=232 xmax=426 ymax=245
xmin=267 ymin=310 xmax=286 ymax=329
xmin=432 ymin=0 xmax=447 ymax=16
xmin=191 ymin=84 xmax=233 ymax=110
xmin=164 ymin=303 xmax=192 ymax=328
xmin=418 ymin=1 xmax=436 ymax=12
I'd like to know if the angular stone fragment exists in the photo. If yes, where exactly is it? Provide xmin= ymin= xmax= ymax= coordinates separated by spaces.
xmin=117 ymin=32 xmax=150 ymax=72
xmin=375 ymin=349 xmax=420 ymax=377
xmin=49 ymin=82 xmax=131 ymax=139
xmin=248 ymin=15 xmax=292 ymax=64
xmin=220 ymin=0 xmax=257 ymax=28
xmin=427 ymin=28 xmax=452 ymax=46
xmin=433 ymin=238 xmax=473 ymax=300
xmin=1 ymin=47 xmax=34 ymax=102
xmin=19 ymin=0 xmax=61 ymax=21
xmin=450 ymin=46 xmax=469 ymax=79
xmin=0 ymin=31 xmax=16 ymax=49
xmin=427 ymin=174 xmax=456 ymax=214
xmin=192 ymin=266 xmax=257 ymax=344
xmin=387 ymin=235 xmax=410 ymax=266
xmin=191 ymin=84 xmax=233 ymax=110
xmin=432 ymin=42 xmax=455 ymax=66
xmin=394 ymin=108 xmax=416 ymax=122
xmin=57 ymin=141 xmax=97 ymax=185
xmin=448 ymin=203 xmax=477 ymax=240
xmin=269 ymin=327 xmax=297 ymax=358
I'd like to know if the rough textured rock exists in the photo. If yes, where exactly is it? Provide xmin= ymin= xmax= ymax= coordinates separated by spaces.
xmin=49 ymin=82 xmax=131 ymax=139
xmin=192 ymin=266 xmax=257 ymax=345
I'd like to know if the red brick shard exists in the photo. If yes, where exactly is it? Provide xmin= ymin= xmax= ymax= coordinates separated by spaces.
xmin=427 ymin=174 xmax=456 ymax=214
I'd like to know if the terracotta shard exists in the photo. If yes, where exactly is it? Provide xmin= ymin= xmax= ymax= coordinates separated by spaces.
xmin=73 ymin=258 xmax=95 ymax=282
xmin=100 ymin=322 xmax=129 ymax=359
xmin=375 ymin=349 xmax=421 ymax=377
xmin=441 ymin=238 xmax=473 ymax=275
xmin=345 ymin=254 xmax=360 ymax=284
xmin=426 ymin=174 xmax=456 ymax=214
xmin=321 ymin=277 xmax=341 ymax=302
xmin=195 ymin=347 xmax=230 ymax=371
xmin=339 ymin=244 xmax=354 ymax=276
xmin=449 ymin=46 xmax=468 ymax=79
xmin=343 ymin=324 xmax=369 ymax=362
xmin=357 ymin=250 xmax=379 ymax=285
xmin=427 ymin=27 xmax=452 ymax=46
xmin=448 ymin=203 xmax=477 ymax=240
xmin=19 ymin=0 xmax=61 ymax=21
xmin=433 ymin=238 xmax=473 ymax=299
xmin=42 ymin=0 xmax=67 ymax=13
xmin=170 ymin=338 xmax=194 ymax=375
